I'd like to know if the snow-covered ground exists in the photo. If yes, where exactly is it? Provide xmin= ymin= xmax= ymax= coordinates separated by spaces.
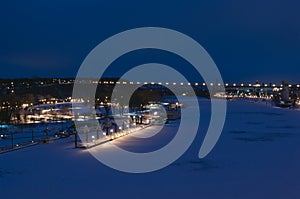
xmin=1 ymin=98 xmax=300 ymax=199
xmin=0 ymin=122 xmax=73 ymax=149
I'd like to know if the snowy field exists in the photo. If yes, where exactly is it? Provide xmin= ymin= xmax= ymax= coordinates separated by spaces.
xmin=1 ymin=98 xmax=300 ymax=199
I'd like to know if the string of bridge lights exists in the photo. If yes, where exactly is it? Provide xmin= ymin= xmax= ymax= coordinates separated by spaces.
xmin=79 ymin=80 xmax=300 ymax=88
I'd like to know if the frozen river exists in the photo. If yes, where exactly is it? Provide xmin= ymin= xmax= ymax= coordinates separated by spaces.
xmin=0 ymin=98 xmax=300 ymax=199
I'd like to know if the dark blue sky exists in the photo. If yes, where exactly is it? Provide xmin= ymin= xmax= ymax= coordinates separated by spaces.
xmin=0 ymin=0 xmax=299 ymax=83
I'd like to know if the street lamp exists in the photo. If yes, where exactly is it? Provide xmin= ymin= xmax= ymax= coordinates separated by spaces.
xmin=83 ymin=125 xmax=89 ymax=143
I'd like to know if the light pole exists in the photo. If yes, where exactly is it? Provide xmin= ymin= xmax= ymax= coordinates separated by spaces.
xmin=45 ymin=127 xmax=49 ymax=140
xmin=96 ymin=126 xmax=100 ymax=140
xmin=11 ymin=131 xmax=14 ymax=149
xmin=74 ymin=130 xmax=78 ymax=148
xmin=84 ymin=125 xmax=89 ymax=144
xmin=31 ymin=128 xmax=34 ymax=143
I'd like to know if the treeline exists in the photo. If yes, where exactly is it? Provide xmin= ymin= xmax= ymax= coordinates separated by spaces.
xmin=0 ymin=77 xmax=210 ymax=123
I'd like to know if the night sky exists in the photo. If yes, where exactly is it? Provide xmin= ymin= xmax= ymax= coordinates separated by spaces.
xmin=0 ymin=0 xmax=299 ymax=83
